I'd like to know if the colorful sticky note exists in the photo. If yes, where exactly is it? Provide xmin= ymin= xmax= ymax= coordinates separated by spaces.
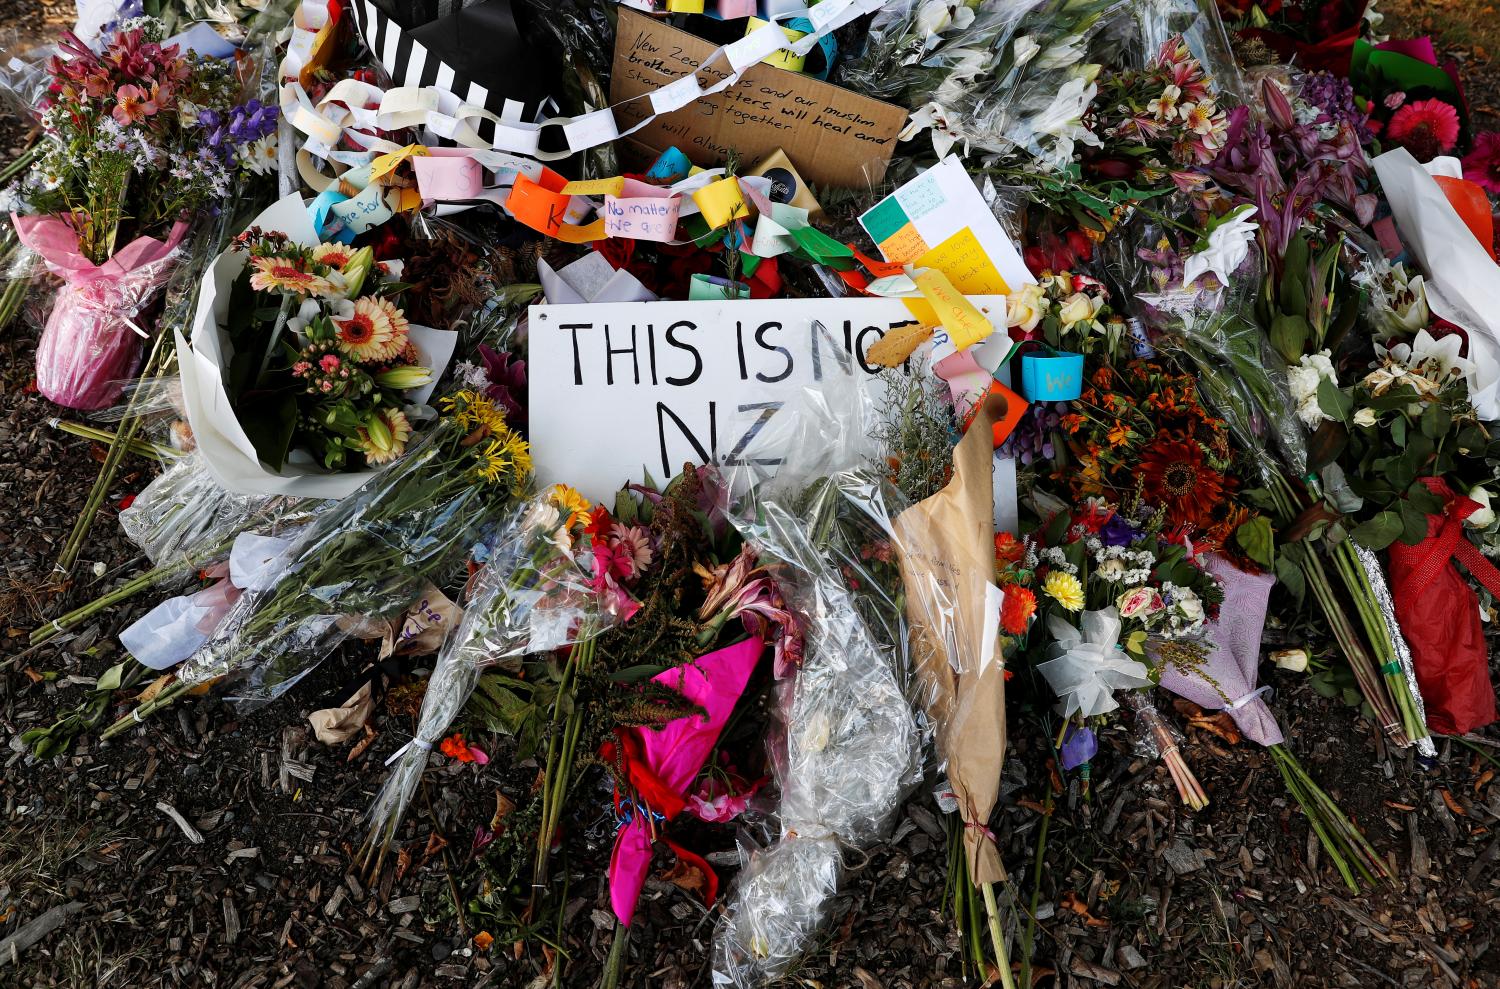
xmin=689 ymin=273 xmax=750 ymax=300
xmin=646 ymin=147 xmax=692 ymax=183
xmin=917 ymin=227 xmax=1009 ymax=295
xmin=861 ymin=195 xmax=909 ymax=243
xmin=914 ymin=268 xmax=992 ymax=351
xmin=411 ymin=155 xmax=484 ymax=202
xmin=880 ymin=222 xmax=929 ymax=265
xmin=693 ymin=176 xmax=750 ymax=229
xmin=603 ymin=195 xmax=681 ymax=242
xmin=746 ymin=17 xmax=806 ymax=71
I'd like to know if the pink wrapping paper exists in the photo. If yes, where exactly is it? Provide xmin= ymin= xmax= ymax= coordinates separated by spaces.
xmin=608 ymin=637 xmax=762 ymax=926
xmin=12 ymin=214 xmax=187 ymax=410
xmin=1159 ymin=554 xmax=1283 ymax=747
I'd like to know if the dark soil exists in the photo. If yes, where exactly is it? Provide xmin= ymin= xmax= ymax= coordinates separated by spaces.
xmin=3 ymin=3 xmax=1500 ymax=988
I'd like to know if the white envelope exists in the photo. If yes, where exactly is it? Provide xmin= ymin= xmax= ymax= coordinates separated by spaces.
xmin=181 ymin=194 xmax=458 ymax=498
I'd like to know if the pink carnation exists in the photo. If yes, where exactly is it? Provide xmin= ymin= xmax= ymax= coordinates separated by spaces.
xmin=1462 ymin=131 xmax=1500 ymax=196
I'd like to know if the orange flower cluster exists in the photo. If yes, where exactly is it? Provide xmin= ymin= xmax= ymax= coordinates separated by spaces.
xmin=440 ymin=733 xmax=476 ymax=763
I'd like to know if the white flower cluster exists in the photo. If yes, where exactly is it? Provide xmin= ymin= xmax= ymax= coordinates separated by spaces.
xmin=1287 ymin=349 xmax=1337 ymax=429
xmin=1090 ymin=544 xmax=1155 ymax=585
xmin=1039 ymin=545 xmax=1077 ymax=575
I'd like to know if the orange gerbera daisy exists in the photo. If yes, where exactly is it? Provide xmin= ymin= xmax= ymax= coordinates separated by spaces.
xmin=248 ymin=256 xmax=334 ymax=297
xmin=994 ymin=531 xmax=1025 ymax=565
xmin=440 ymin=733 xmax=475 ymax=762
xmin=336 ymin=296 xmax=409 ymax=362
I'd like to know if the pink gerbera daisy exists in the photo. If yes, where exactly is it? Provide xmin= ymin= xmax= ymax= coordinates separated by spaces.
xmin=1385 ymin=98 xmax=1461 ymax=162
xmin=1462 ymin=131 xmax=1500 ymax=196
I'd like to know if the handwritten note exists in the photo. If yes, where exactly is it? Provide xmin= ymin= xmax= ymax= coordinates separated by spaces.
xmin=609 ymin=9 xmax=906 ymax=190
xmin=603 ymin=195 xmax=680 ymax=242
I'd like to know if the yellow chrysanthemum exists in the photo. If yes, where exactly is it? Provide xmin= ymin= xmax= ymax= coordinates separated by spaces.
xmin=1043 ymin=571 xmax=1085 ymax=612
xmin=474 ymin=427 xmax=532 ymax=491
xmin=441 ymin=390 xmax=511 ymax=435
xmin=547 ymin=484 xmax=592 ymax=530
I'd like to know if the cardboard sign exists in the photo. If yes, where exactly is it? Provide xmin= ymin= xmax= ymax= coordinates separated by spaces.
xmin=609 ymin=8 xmax=906 ymax=190
xmin=527 ymin=298 xmax=1019 ymax=536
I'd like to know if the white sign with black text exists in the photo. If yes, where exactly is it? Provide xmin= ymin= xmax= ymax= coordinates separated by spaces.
xmin=527 ymin=298 xmax=1019 ymax=531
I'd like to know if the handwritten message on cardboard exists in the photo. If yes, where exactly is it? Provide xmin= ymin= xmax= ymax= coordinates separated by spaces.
xmin=609 ymin=9 xmax=906 ymax=190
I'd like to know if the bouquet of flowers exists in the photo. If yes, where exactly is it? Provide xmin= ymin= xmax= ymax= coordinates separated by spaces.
xmin=102 ymin=389 xmax=531 ymax=735
xmin=9 ymin=20 xmax=278 ymax=409
xmin=179 ymin=195 xmax=458 ymax=498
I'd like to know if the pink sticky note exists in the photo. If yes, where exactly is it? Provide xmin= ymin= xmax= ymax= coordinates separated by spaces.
xmin=603 ymin=195 xmax=680 ymax=242
xmin=412 ymin=155 xmax=484 ymax=202
xmin=718 ymin=0 xmax=758 ymax=17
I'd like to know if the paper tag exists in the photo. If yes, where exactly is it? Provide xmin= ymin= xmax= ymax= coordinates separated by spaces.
xmin=603 ymin=195 xmax=680 ymax=241
xmin=914 ymin=268 xmax=991 ymax=350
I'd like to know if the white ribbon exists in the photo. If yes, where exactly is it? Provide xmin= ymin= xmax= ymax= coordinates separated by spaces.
xmin=384 ymin=736 xmax=434 ymax=767
xmin=1036 ymin=607 xmax=1151 ymax=719
xmin=1222 ymin=685 xmax=1272 ymax=712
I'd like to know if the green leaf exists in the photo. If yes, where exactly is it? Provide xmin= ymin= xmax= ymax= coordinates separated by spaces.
xmin=1391 ymin=415 xmax=1406 ymax=447
xmin=1399 ymin=499 xmax=1431 ymax=545
xmin=1234 ymin=516 xmax=1276 ymax=569
xmin=611 ymin=664 xmax=674 ymax=683
xmin=95 ymin=662 xmax=127 ymax=693
xmin=239 ymin=392 xmax=298 ymax=472
xmin=1274 ymin=556 xmax=1306 ymax=606
xmin=1421 ymin=402 xmax=1451 ymax=440
xmin=1269 ymin=314 xmax=1311 ymax=364
xmin=1350 ymin=511 xmax=1404 ymax=549
xmin=1310 ymin=671 xmax=1339 ymax=699
xmin=1280 ymin=234 xmax=1312 ymax=317
xmin=1317 ymin=378 xmax=1352 ymax=423
xmin=1306 ymin=419 xmax=1348 ymax=473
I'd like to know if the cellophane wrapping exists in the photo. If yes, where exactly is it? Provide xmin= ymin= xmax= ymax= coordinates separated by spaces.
xmin=713 ymin=380 xmax=923 ymax=987
xmin=365 ymin=488 xmax=623 ymax=853
xmin=120 ymin=450 xmax=315 ymax=569
xmin=174 ymin=419 xmax=515 ymax=705
xmin=32 ymin=247 xmax=183 ymax=411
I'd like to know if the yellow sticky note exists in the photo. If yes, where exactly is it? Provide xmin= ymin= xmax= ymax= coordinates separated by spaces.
xmin=916 ymin=227 xmax=1010 ymax=295
xmin=913 ymin=268 xmax=992 ymax=350
xmin=880 ymin=222 xmax=929 ymax=264
xmin=369 ymin=145 xmax=428 ymax=184
xmin=693 ymin=176 xmax=750 ymax=229
xmin=561 ymin=176 xmax=626 ymax=196
xmin=667 ymin=0 xmax=704 ymax=10
xmin=747 ymin=17 xmax=807 ymax=71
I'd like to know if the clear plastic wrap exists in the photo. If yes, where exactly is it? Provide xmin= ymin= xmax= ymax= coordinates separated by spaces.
xmin=362 ymin=485 xmax=622 ymax=864
xmin=852 ymin=0 xmax=1129 ymax=169
xmin=1112 ymin=217 xmax=1308 ymax=483
xmin=714 ymin=376 xmax=923 ymax=987
xmin=169 ymin=416 xmax=527 ymax=706
xmin=119 ymin=451 xmax=314 ymax=568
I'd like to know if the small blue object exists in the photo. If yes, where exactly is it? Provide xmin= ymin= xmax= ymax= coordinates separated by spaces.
xmin=786 ymin=16 xmax=837 ymax=79
xmin=1019 ymin=351 xmax=1085 ymax=401
xmin=646 ymin=147 xmax=692 ymax=183
xmin=308 ymin=188 xmax=356 ymax=245
xmin=1058 ymin=724 xmax=1097 ymax=771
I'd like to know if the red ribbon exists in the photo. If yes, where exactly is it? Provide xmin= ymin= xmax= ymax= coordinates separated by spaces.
xmin=1392 ymin=478 xmax=1500 ymax=599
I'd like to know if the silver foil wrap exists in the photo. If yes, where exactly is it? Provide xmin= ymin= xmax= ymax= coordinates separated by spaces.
xmin=1354 ymin=542 xmax=1437 ymax=758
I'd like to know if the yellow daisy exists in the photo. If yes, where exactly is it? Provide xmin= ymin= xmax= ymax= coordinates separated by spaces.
xmin=548 ymin=484 xmax=592 ymax=529
xmin=358 ymin=408 xmax=413 ymax=465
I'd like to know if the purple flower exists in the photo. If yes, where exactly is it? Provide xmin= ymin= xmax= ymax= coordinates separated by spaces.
xmin=1059 ymin=724 xmax=1097 ymax=771
xmin=1100 ymin=514 xmax=1140 ymax=547
xmin=478 ymin=344 xmax=527 ymax=430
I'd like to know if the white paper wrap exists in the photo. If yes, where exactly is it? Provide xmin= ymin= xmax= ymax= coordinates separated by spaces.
xmin=1373 ymin=148 xmax=1500 ymax=420
xmin=178 ymin=194 xmax=458 ymax=499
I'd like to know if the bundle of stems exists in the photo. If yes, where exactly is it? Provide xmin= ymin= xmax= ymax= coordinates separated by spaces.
xmin=1124 ymin=694 xmax=1210 ymax=810
xmin=1269 ymin=743 xmax=1388 ymax=890
xmin=1268 ymin=474 xmax=1424 ymax=746
xmin=49 ymin=418 xmax=181 ymax=461
xmin=529 ymin=627 xmax=601 ymax=913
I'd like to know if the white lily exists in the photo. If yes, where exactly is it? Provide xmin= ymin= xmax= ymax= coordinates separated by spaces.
xmin=1182 ymin=206 xmax=1258 ymax=289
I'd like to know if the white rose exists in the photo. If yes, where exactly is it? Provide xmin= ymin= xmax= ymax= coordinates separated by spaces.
xmin=1006 ymin=283 xmax=1046 ymax=333
xmin=1057 ymin=292 xmax=1094 ymax=327
xmin=1097 ymin=558 xmax=1127 ymax=579
xmin=1175 ymin=590 xmax=1204 ymax=622
xmin=1467 ymin=486 xmax=1496 ymax=528
xmin=1353 ymin=407 xmax=1377 ymax=427
xmin=1272 ymin=648 xmax=1309 ymax=673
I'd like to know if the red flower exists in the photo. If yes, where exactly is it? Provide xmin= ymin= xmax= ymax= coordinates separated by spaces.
xmin=994 ymin=531 xmax=1025 ymax=565
xmin=440 ymin=733 xmax=475 ymax=763
xmin=1386 ymin=98 xmax=1461 ymax=162
xmin=1463 ymin=131 xmax=1500 ymax=195
xmin=1000 ymin=586 xmax=1037 ymax=635
xmin=1140 ymin=438 xmax=1224 ymax=526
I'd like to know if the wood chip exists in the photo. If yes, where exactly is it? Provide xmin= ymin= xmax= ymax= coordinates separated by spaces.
xmin=155 ymin=801 xmax=204 ymax=844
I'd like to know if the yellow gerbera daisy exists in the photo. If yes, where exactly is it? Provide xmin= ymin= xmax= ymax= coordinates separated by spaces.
xmin=336 ymin=296 xmax=409 ymax=363
xmin=1043 ymin=571 xmax=1085 ymax=612
xmin=249 ymin=256 xmax=335 ymax=298
xmin=548 ymin=484 xmax=592 ymax=530
xmin=311 ymin=242 xmax=357 ymax=270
